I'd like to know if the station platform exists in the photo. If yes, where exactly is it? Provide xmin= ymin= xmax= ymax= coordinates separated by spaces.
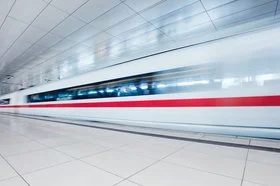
xmin=0 ymin=113 xmax=279 ymax=186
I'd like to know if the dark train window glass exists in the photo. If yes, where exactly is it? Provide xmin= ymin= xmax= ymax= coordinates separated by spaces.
xmin=27 ymin=62 xmax=280 ymax=103
xmin=0 ymin=99 xmax=10 ymax=105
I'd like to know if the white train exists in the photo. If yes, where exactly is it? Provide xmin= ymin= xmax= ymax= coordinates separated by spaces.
xmin=1 ymin=26 xmax=280 ymax=139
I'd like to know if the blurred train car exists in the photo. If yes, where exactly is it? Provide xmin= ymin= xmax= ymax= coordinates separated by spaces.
xmin=1 ymin=26 xmax=280 ymax=139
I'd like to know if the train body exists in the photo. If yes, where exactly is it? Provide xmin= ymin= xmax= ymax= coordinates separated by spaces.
xmin=1 ymin=26 xmax=280 ymax=139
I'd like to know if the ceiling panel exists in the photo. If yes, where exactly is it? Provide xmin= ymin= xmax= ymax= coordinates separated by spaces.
xmin=0 ymin=0 xmax=15 ymax=15
xmin=116 ymin=22 xmax=155 ymax=40
xmin=170 ymin=22 xmax=217 ymax=40
xmin=72 ymin=0 xmax=120 ymax=23
xmin=50 ymin=0 xmax=89 ymax=14
xmin=9 ymin=0 xmax=47 ymax=24
xmin=201 ymin=0 xmax=235 ymax=10
xmin=28 ymin=56 xmax=46 ymax=65
xmin=150 ymin=1 xmax=205 ymax=28
xmin=159 ymin=12 xmax=212 ymax=37
xmin=125 ymin=29 xmax=170 ymax=49
xmin=90 ymin=4 xmax=134 ymax=31
xmin=38 ymin=48 xmax=61 ymax=59
xmin=123 ymin=0 xmax=163 ymax=12
xmin=106 ymin=15 xmax=147 ymax=36
xmin=31 ymin=4 xmax=68 ymax=31
xmin=208 ymin=0 xmax=274 ymax=19
xmin=36 ymin=32 xmax=64 ymax=48
xmin=52 ymin=39 xmax=78 ymax=51
xmin=219 ymin=12 xmax=275 ymax=30
xmin=58 ymin=44 xmax=93 ymax=58
xmin=140 ymin=0 xmax=198 ymax=21
xmin=51 ymin=16 xmax=86 ymax=37
xmin=213 ymin=1 xmax=277 ymax=28
xmin=53 ymin=45 xmax=92 ymax=62
xmin=20 ymin=25 xmax=47 ymax=44
xmin=66 ymin=22 xmax=102 ymax=42
xmin=20 ymin=44 xmax=48 ymax=58
xmin=0 ymin=17 xmax=28 ymax=57
xmin=1 ymin=39 xmax=33 ymax=64
xmin=107 ymin=41 xmax=139 ymax=58
xmin=83 ymin=32 xmax=113 ymax=47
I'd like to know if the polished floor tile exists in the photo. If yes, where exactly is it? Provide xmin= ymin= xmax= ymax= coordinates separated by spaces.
xmin=0 ymin=141 xmax=47 ymax=157
xmin=137 ymin=137 xmax=190 ymax=149
xmin=90 ymin=138 xmax=130 ymax=148
xmin=241 ymin=181 xmax=265 ymax=186
xmin=0 ymin=114 xmax=279 ymax=186
xmin=244 ymin=161 xmax=280 ymax=186
xmin=0 ymin=177 xmax=28 ymax=186
xmin=0 ymin=134 xmax=30 ymax=146
xmin=120 ymin=143 xmax=178 ymax=160
xmin=23 ymin=160 xmax=122 ymax=186
xmin=115 ymin=180 xmax=141 ymax=186
xmin=55 ymin=142 xmax=109 ymax=158
xmin=0 ymin=157 xmax=17 ymax=181
xmin=6 ymin=149 xmax=73 ymax=174
xmin=248 ymin=149 xmax=280 ymax=165
xmin=130 ymin=161 xmax=241 ymax=186
xmin=36 ymin=136 xmax=81 ymax=147
xmin=164 ymin=149 xmax=246 ymax=179
xmin=184 ymin=143 xmax=248 ymax=160
xmin=82 ymin=149 xmax=157 ymax=177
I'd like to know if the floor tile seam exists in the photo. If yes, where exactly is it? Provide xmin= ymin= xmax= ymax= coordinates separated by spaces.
xmin=241 ymin=179 xmax=267 ymax=186
xmin=76 ymin=148 xmax=114 ymax=159
xmin=179 ymin=148 xmax=248 ymax=161
xmin=0 ymin=131 xmax=32 ymax=139
xmin=55 ymin=140 xmax=112 ymax=149
xmin=34 ymin=139 xmax=83 ymax=148
xmin=80 ymin=147 xmax=161 ymax=163
xmin=9 ymin=133 xmax=64 ymax=149
xmin=55 ymin=146 xmax=113 ymax=160
xmin=117 ymin=144 xmax=188 ymax=182
xmin=0 ymin=175 xmax=19 ymax=183
xmin=160 ymin=159 xmax=244 ymax=180
xmin=20 ymin=159 xmax=75 ymax=176
xmin=112 ymin=178 xmax=143 ymax=186
xmin=0 ymin=152 xmax=31 ymax=186
xmin=0 ymin=140 xmax=34 ymax=147
xmin=78 ymin=159 xmax=126 ymax=179
xmin=246 ymin=159 xmax=280 ymax=167
xmin=240 ymin=147 xmax=250 ymax=186
xmin=1 ymin=146 xmax=52 ymax=158
xmin=89 ymin=141 xmax=132 ymax=149
xmin=115 ymin=148 xmax=168 ymax=160
xmin=0 ymin=138 xmax=33 ymax=145
xmin=42 ymin=138 xmax=117 ymax=160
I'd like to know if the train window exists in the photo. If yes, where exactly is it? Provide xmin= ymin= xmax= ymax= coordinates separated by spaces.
xmin=27 ymin=62 xmax=278 ymax=103
xmin=26 ymin=64 xmax=221 ymax=102
xmin=57 ymin=91 xmax=74 ymax=101
xmin=0 ymin=98 xmax=10 ymax=105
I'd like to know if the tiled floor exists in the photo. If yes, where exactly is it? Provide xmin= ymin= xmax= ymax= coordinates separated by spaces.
xmin=0 ymin=114 xmax=279 ymax=186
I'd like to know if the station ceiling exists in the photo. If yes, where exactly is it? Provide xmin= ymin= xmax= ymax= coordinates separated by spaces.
xmin=0 ymin=0 xmax=279 ymax=94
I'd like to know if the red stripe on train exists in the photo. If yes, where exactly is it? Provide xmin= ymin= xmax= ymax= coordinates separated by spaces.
xmin=1 ymin=95 xmax=280 ymax=108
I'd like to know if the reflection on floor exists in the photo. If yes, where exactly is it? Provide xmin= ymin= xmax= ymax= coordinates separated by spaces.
xmin=0 ymin=114 xmax=279 ymax=186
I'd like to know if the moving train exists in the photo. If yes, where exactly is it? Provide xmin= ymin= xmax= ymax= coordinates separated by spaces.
xmin=1 ymin=26 xmax=280 ymax=139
